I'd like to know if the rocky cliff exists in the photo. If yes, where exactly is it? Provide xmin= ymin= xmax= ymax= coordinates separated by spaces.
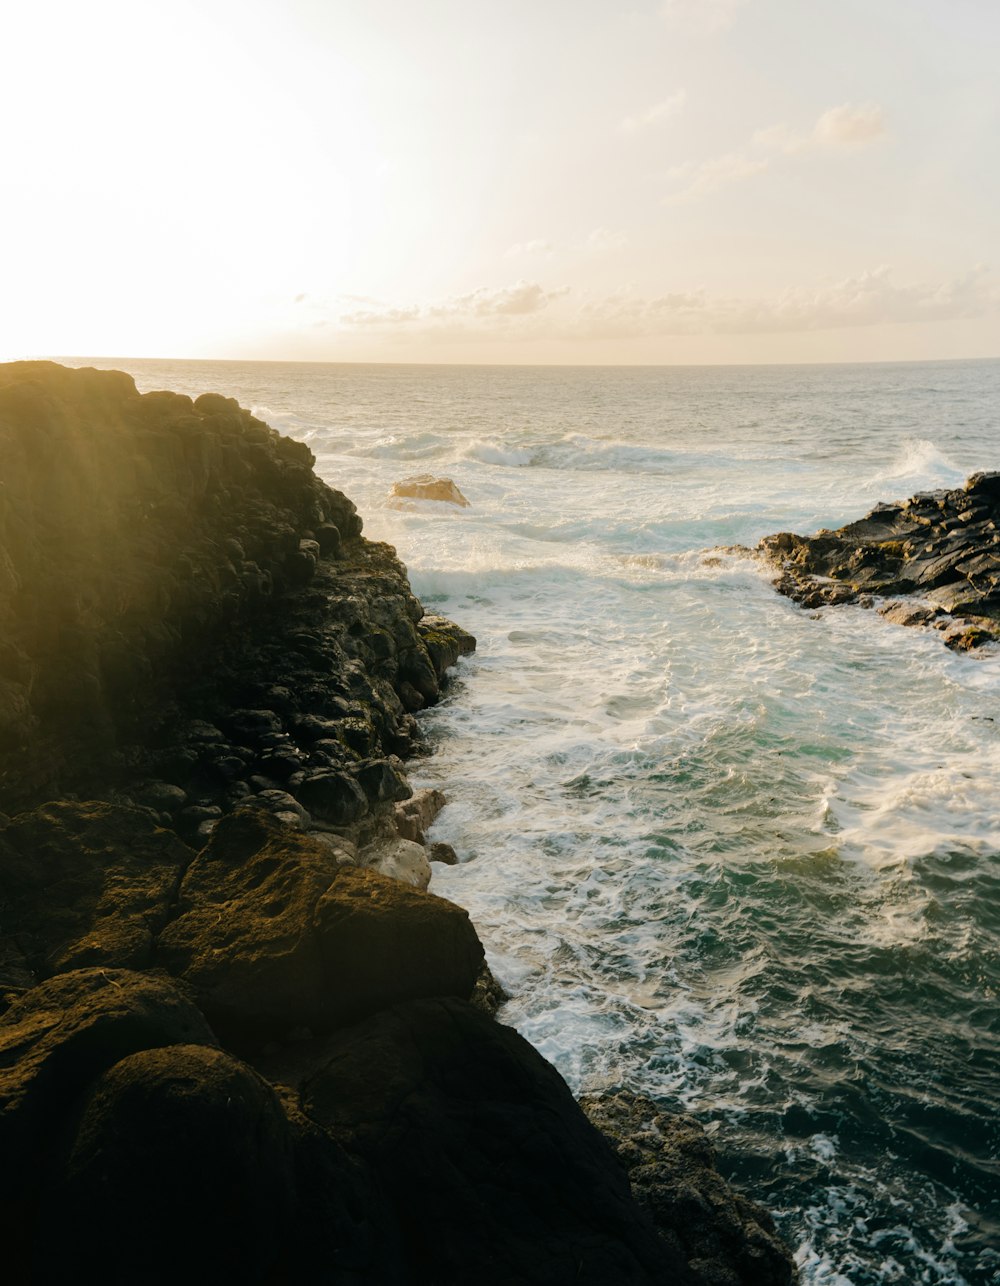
xmin=0 ymin=362 xmax=795 ymax=1285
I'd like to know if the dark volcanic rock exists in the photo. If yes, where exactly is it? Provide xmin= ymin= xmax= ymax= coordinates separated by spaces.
xmin=0 ymin=968 xmax=216 ymax=1209
xmin=302 ymin=996 xmax=696 ymax=1286
xmin=0 ymin=970 xmax=385 ymax=1285
xmin=43 ymin=1044 xmax=297 ymax=1286
xmin=295 ymin=768 xmax=369 ymax=823
xmin=156 ymin=810 xmax=485 ymax=1048
xmin=0 ymin=362 xmax=359 ymax=809
xmin=0 ymin=363 xmax=792 ymax=1283
xmin=757 ymin=472 xmax=1000 ymax=650
xmin=581 ymin=1092 xmax=797 ymax=1286
xmin=0 ymin=801 xmax=192 ymax=994
xmin=0 ymin=361 xmax=474 ymax=820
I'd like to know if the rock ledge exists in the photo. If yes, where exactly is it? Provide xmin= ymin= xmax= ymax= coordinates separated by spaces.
xmin=757 ymin=472 xmax=1000 ymax=651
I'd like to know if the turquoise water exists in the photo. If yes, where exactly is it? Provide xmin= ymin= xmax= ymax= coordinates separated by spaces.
xmin=73 ymin=356 xmax=1000 ymax=1284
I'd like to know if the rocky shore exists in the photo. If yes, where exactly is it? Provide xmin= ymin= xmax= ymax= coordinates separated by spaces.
xmin=757 ymin=472 xmax=1000 ymax=651
xmin=0 ymin=362 xmax=795 ymax=1284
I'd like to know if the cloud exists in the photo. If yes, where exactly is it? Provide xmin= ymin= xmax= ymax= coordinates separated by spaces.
xmin=665 ymin=151 xmax=770 ymax=203
xmin=621 ymin=90 xmax=687 ymax=133
xmin=340 ymin=305 xmax=422 ymax=326
xmin=813 ymin=102 xmax=887 ymax=146
xmin=584 ymin=227 xmax=630 ymax=253
xmin=340 ymin=280 xmax=569 ymax=328
xmin=335 ymin=265 xmax=992 ymax=342
xmin=573 ymin=266 xmax=996 ymax=338
xmin=445 ymin=281 xmax=567 ymax=317
xmin=749 ymin=122 xmax=803 ymax=155
xmin=505 ymin=238 xmax=554 ymax=259
xmin=666 ymin=101 xmax=888 ymax=202
xmin=661 ymin=0 xmax=748 ymax=34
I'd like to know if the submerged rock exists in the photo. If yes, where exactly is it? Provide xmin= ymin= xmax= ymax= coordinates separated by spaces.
xmin=757 ymin=472 xmax=1000 ymax=650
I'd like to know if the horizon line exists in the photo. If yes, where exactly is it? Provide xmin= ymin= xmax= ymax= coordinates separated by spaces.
xmin=28 ymin=351 xmax=1000 ymax=373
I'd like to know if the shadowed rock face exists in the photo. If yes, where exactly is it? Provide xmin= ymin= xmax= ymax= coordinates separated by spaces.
xmin=301 ymin=997 xmax=698 ymax=1286
xmin=0 ymin=801 xmax=191 ymax=996
xmin=42 ymin=1044 xmax=298 ymax=1283
xmin=0 ymin=362 xmax=361 ymax=806
xmin=0 ymin=363 xmax=796 ymax=1285
xmin=0 ymin=970 xmax=385 ymax=1286
xmin=0 ymin=362 xmax=478 ymax=817
xmin=758 ymin=472 xmax=1000 ymax=651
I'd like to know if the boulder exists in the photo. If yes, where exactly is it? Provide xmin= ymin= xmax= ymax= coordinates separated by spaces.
xmin=352 ymin=757 xmax=412 ymax=805
xmin=156 ymin=810 xmax=484 ymax=1046
xmin=388 ymin=474 xmax=471 ymax=507
xmin=359 ymin=836 xmax=432 ymax=889
xmin=395 ymin=786 xmax=447 ymax=843
xmin=295 ymin=769 xmax=368 ymax=824
xmin=418 ymin=614 xmax=477 ymax=676
xmin=0 ymin=968 xmax=216 ymax=1207
xmin=0 ymin=967 xmax=393 ymax=1286
xmin=39 ymin=1045 xmax=297 ymax=1286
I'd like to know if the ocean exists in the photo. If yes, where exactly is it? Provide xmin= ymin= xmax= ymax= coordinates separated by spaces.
xmin=70 ymin=356 xmax=1000 ymax=1284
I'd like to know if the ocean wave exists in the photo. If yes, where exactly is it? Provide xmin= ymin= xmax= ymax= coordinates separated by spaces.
xmin=516 ymin=432 xmax=679 ymax=475
xmin=462 ymin=440 xmax=535 ymax=467
xmin=868 ymin=437 xmax=967 ymax=491
xmin=251 ymin=402 xmax=326 ymax=439
xmin=362 ymin=431 xmax=454 ymax=461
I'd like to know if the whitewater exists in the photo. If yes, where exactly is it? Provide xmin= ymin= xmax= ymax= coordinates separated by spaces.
xmin=79 ymin=357 xmax=1000 ymax=1285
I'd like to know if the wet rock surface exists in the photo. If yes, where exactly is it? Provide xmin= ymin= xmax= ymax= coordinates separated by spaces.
xmin=581 ymin=1092 xmax=796 ymax=1286
xmin=0 ymin=362 xmax=795 ymax=1283
xmin=757 ymin=472 xmax=1000 ymax=650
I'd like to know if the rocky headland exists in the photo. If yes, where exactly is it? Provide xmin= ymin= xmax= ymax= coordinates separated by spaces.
xmin=0 ymin=362 xmax=795 ymax=1284
xmin=757 ymin=472 xmax=1000 ymax=650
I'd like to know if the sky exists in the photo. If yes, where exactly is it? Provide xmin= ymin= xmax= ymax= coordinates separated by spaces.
xmin=4 ymin=0 xmax=999 ymax=365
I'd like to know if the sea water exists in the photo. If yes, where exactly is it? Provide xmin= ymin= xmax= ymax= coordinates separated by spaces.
xmin=73 ymin=357 xmax=1000 ymax=1284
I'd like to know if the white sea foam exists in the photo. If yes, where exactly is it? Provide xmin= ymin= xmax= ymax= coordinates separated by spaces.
xmin=462 ymin=439 xmax=535 ymax=466
xmin=868 ymin=436 xmax=967 ymax=491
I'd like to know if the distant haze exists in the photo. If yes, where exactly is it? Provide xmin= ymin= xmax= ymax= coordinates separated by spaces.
xmin=7 ymin=0 xmax=999 ymax=364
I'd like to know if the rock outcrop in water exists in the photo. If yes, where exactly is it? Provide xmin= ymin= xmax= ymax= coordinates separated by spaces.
xmin=388 ymin=473 xmax=471 ymax=507
xmin=758 ymin=472 xmax=1000 ymax=651
xmin=0 ymin=362 xmax=796 ymax=1284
